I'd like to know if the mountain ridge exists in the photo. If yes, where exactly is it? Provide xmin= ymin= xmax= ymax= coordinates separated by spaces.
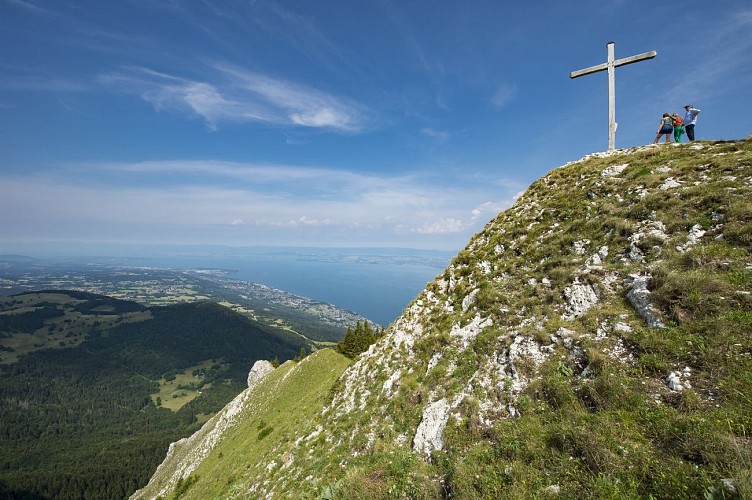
xmin=136 ymin=140 xmax=752 ymax=499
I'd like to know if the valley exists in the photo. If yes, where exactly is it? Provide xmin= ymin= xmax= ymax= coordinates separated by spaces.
xmin=0 ymin=290 xmax=310 ymax=499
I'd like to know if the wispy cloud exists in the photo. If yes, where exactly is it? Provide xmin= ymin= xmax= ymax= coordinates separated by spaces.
xmin=420 ymin=127 xmax=450 ymax=141
xmin=0 ymin=74 xmax=90 ymax=92
xmin=99 ymin=64 xmax=372 ymax=132
xmin=6 ymin=0 xmax=57 ymax=17
xmin=0 ymin=160 xmax=519 ymax=248
xmin=82 ymin=159 xmax=397 ymax=196
xmin=491 ymin=82 xmax=518 ymax=108
xmin=667 ymin=8 xmax=752 ymax=103
xmin=414 ymin=218 xmax=466 ymax=234
xmin=214 ymin=64 xmax=370 ymax=131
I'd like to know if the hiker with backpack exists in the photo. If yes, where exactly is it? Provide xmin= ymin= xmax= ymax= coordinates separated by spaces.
xmin=653 ymin=113 xmax=673 ymax=144
xmin=672 ymin=114 xmax=685 ymax=143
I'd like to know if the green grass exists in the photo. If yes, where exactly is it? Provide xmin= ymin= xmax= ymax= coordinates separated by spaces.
xmin=135 ymin=348 xmax=352 ymax=499
xmin=150 ymin=360 xmax=224 ymax=411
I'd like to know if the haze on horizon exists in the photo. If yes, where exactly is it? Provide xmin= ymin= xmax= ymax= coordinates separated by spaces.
xmin=1 ymin=1 xmax=750 ymax=254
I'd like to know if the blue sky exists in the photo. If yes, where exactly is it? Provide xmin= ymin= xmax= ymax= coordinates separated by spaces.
xmin=1 ymin=0 xmax=750 ymax=253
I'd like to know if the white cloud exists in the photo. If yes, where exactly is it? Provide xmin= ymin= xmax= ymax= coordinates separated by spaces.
xmin=415 ymin=218 xmax=466 ymax=234
xmin=215 ymin=64 xmax=368 ymax=132
xmin=666 ymin=8 xmax=752 ymax=103
xmin=0 ymin=160 xmax=520 ymax=249
xmin=6 ymin=0 xmax=56 ymax=16
xmin=290 ymin=108 xmax=347 ymax=128
xmin=421 ymin=127 xmax=450 ymax=141
xmin=288 ymin=216 xmax=334 ymax=227
xmin=99 ymin=64 xmax=371 ymax=132
xmin=491 ymin=82 xmax=518 ymax=108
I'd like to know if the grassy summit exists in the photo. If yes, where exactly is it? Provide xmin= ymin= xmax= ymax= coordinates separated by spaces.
xmin=137 ymin=141 xmax=752 ymax=499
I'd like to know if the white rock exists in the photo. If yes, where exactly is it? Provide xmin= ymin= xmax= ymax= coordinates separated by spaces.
xmin=573 ymin=239 xmax=590 ymax=255
xmin=628 ymin=220 xmax=668 ymax=262
xmin=426 ymin=353 xmax=443 ymax=374
xmin=563 ymin=281 xmax=600 ymax=320
xmin=248 ymin=360 xmax=275 ymax=388
xmin=498 ymin=335 xmax=550 ymax=395
xmin=667 ymin=372 xmax=684 ymax=391
xmin=722 ymin=478 xmax=738 ymax=494
xmin=586 ymin=246 xmax=609 ymax=266
xmin=462 ymin=288 xmax=479 ymax=312
xmin=450 ymin=314 xmax=493 ymax=350
xmin=412 ymin=398 xmax=450 ymax=457
xmin=676 ymin=224 xmax=706 ymax=253
xmin=660 ymin=177 xmax=682 ymax=190
xmin=601 ymin=163 xmax=628 ymax=178
xmin=382 ymin=369 xmax=402 ymax=397
xmin=478 ymin=260 xmax=492 ymax=275
xmin=625 ymin=275 xmax=665 ymax=329
xmin=544 ymin=484 xmax=561 ymax=495
xmin=614 ymin=322 xmax=633 ymax=333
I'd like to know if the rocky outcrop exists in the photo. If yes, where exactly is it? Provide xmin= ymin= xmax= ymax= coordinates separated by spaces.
xmin=130 ymin=360 xmax=274 ymax=499
xmin=412 ymin=398 xmax=450 ymax=457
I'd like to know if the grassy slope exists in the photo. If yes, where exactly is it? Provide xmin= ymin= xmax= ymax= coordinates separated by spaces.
xmin=136 ymin=348 xmax=351 ymax=499
xmin=146 ymin=141 xmax=752 ymax=500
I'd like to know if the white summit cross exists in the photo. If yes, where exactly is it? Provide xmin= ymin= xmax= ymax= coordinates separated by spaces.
xmin=570 ymin=41 xmax=657 ymax=151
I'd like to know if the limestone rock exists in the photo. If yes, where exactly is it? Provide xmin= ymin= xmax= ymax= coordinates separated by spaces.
xmin=412 ymin=398 xmax=450 ymax=457
xmin=667 ymin=367 xmax=691 ymax=392
xmin=248 ymin=360 xmax=274 ymax=388
xmin=676 ymin=224 xmax=706 ymax=253
xmin=563 ymin=280 xmax=600 ymax=320
xmin=659 ymin=177 xmax=682 ymax=190
xmin=625 ymin=274 xmax=665 ymax=328
xmin=601 ymin=163 xmax=628 ymax=178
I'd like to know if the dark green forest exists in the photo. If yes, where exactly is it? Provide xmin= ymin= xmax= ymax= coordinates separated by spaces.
xmin=0 ymin=291 xmax=309 ymax=499
xmin=335 ymin=321 xmax=383 ymax=358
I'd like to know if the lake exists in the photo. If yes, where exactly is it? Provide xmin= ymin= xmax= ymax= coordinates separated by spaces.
xmin=121 ymin=247 xmax=453 ymax=326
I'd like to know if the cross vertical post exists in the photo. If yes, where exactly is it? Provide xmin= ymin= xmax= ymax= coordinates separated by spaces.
xmin=570 ymin=41 xmax=657 ymax=151
xmin=607 ymin=42 xmax=616 ymax=151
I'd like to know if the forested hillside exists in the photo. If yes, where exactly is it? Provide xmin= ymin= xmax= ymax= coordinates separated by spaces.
xmin=0 ymin=291 xmax=308 ymax=499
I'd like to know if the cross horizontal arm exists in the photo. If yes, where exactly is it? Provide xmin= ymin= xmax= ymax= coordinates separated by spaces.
xmin=614 ymin=51 xmax=657 ymax=68
xmin=569 ymin=50 xmax=657 ymax=79
xmin=569 ymin=62 xmax=608 ymax=79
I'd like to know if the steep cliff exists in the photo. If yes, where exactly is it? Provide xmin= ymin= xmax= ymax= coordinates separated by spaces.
xmin=135 ymin=141 xmax=752 ymax=499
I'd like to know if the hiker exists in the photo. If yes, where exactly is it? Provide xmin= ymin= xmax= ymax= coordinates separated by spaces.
xmin=683 ymin=105 xmax=701 ymax=142
xmin=672 ymin=113 xmax=685 ymax=143
xmin=653 ymin=113 xmax=673 ymax=144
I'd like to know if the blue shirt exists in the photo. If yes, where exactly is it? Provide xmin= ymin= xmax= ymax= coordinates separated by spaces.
xmin=684 ymin=108 xmax=700 ymax=125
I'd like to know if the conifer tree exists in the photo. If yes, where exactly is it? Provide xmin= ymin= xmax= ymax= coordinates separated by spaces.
xmin=336 ymin=321 xmax=377 ymax=358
